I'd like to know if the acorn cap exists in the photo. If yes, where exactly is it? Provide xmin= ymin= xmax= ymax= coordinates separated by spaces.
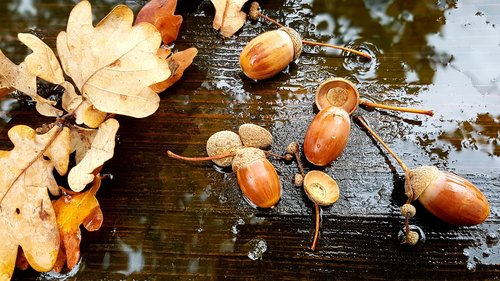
xmin=280 ymin=27 xmax=302 ymax=61
xmin=238 ymin=124 xmax=273 ymax=149
xmin=303 ymin=170 xmax=340 ymax=206
xmin=206 ymin=130 xmax=243 ymax=167
xmin=409 ymin=165 xmax=441 ymax=200
xmin=232 ymin=147 xmax=266 ymax=172
xmin=315 ymin=78 xmax=360 ymax=114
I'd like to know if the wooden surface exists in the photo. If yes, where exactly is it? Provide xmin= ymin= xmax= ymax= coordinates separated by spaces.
xmin=0 ymin=0 xmax=499 ymax=280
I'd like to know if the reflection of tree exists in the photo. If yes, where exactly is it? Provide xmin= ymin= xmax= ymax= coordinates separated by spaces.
xmin=438 ymin=113 xmax=500 ymax=157
xmin=306 ymin=0 xmax=455 ymax=85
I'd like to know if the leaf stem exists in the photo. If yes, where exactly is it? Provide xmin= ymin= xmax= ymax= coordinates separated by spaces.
xmin=360 ymin=99 xmax=434 ymax=117
xmin=310 ymin=203 xmax=321 ymax=251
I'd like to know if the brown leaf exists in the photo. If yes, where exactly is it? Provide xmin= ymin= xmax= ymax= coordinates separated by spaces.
xmin=53 ymin=176 xmax=103 ymax=270
xmin=56 ymin=1 xmax=171 ymax=118
xmin=68 ymin=118 xmax=119 ymax=192
xmin=0 ymin=50 xmax=62 ymax=117
xmin=17 ymin=33 xmax=65 ymax=85
xmin=70 ymin=126 xmax=97 ymax=165
xmin=135 ymin=0 xmax=183 ymax=45
xmin=0 ymin=125 xmax=71 ymax=279
xmin=151 ymin=47 xmax=198 ymax=93
xmin=211 ymin=0 xmax=249 ymax=37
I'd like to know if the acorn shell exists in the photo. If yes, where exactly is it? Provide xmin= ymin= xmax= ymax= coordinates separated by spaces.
xmin=410 ymin=166 xmax=490 ymax=226
xmin=238 ymin=123 xmax=273 ymax=149
xmin=303 ymin=106 xmax=351 ymax=166
xmin=232 ymin=147 xmax=281 ymax=208
xmin=240 ymin=28 xmax=302 ymax=80
xmin=206 ymin=131 xmax=243 ymax=167
xmin=303 ymin=171 xmax=340 ymax=206
xmin=315 ymin=78 xmax=360 ymax=114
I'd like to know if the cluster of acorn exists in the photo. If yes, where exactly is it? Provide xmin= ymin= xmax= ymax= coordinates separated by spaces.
xmin=169 ymin=2 xmax=490 ymax=249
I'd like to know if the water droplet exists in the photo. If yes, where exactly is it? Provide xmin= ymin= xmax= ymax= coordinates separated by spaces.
xmin=466 ymin=261 xmax=477 ymax=271
xmin=486 ymin=231 xmax=499 ymax=245
xmin=482 ymin=249 xmax=491 ymax=257
xmin=247 ymin=239 xmax=267 ymax=261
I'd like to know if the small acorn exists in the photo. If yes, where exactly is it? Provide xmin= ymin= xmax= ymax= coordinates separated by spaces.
xmin=206 ymin=130 xmax=243 ymax=167
xmin=303 ymin=106 xmax=351 ymax=166
xmin=238 ymin=123 xmax=273 ymax=149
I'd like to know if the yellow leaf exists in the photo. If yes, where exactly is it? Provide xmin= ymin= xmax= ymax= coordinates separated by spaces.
xmin=68 ymin=118 xmax=119 ymax=192
xmin=211 ymin=0 xmax=249 ymax=37
xmin=61 ymin=81 xmax=106 ymax=128
xmin=56 ymin=1 xmax=171 ymax=118
xmin=17 ymin=33 xmax=65 ymax=85
xmin=0 ymin=50 xmax=61 ymax=117
xmin=151 ymin=47 xmax=198 ymax=93
xmin=0 ymin=125 xmax=71 ymax=279
xmin=70 ymin=125 xmax=97 ymax=164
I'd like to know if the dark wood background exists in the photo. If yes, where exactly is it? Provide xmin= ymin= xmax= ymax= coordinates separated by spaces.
xmin=0 ymin=0 xmax=498 ymax=280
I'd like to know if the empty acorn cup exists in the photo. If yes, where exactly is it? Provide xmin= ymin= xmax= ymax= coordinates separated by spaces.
xmin=303 ymin=170 xmax=340 ymax=250
xmin=315 ymin=78 xmax=434 ymax=116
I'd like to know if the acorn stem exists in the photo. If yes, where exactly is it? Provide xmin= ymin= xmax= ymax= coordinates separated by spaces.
xmin=354 ymin=116 xmax=410 ymax=175
xmin=302 ymin=40 xmax=372 ymax=60
xmin=360 ymin=99 xmax=434 ymax=116
xmin=310 ymin=203 xmax=321 ymax=251
xmin=167 ymin=150 xmax=234 ymax=162
xmin=263 ymin=150 xmax=288 ymax=160
xmin=253 ymin=8 xmax=372 ymax=60
xmin=295 ymin=152 xmax=305 ymax=178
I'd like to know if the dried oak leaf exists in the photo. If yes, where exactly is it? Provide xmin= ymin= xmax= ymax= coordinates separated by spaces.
xmin=52 ymin=176 xmax=103 ymax=271
xmin=61 ymin=81 xmax=106 ymax=128
xmin=0 ymin=50 xmax=61 ymax=117
xmin=0 ymin=125 xmax=71 ymax=280
xmin=211 ymin=0 xmax=249 ymax=37
xmin=151 ymin=47 xmax=198 ymax=93
xmin=70 ymin=126 xmax=98 ymax=165
xmin=17 ymin=33 xmax=65 ymax=85
xmin=68 ymin=118 xmax=119 ymax=192
xmin=135 ymin=0 xmax=183 ymax=45
xmin=56 ymin=1 xmax=171 ymax=118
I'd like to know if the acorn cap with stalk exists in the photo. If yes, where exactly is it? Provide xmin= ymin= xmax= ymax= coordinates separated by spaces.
xmin=303 ymin=170 xmax=340 ymax=206
xmin=206 ymin=130 xmax=243 ymax=167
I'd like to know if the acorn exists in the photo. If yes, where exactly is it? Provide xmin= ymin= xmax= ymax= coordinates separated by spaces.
xmin=240 ymin=3 xmax=372 ymax=81
xmin=409 ymin=166 xmax=489 ymax=226
xmin=240 ymin=27 xmax=302 ymax=80
xmin=206 ymin=130 xmax=243 ymax=167
xmin=303 ymin=106 xmax=351 ymax=166
xmin=315 ymin=78 xmax=434 ymax=116
xmin=167 ymin=125 xmax=281 ymax=208
xmin=355 ymin=116 xmax=490 ymax=243
xmin=232 ymin=147 xmax=281 ymax=208
xmin=238 ymin=123 xmax=273 ymax=149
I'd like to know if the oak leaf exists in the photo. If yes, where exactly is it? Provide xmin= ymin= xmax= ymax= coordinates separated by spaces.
xmin=0 ymin=125 xmax=71 ymax=280
xmin=61 ymin=81 xmax=106 ymax=128
xmin=56 ymin=1 xmax=171 ymax=118
xmin=70 ymin=126 xmax=98 ymax=165
xmin=151 ymin=47 xmax=198 ymax=93
xmin=68 ymin=118 xmax=119 ymax=192
xmin=53 ymin=176 xmax=103 ymax=271
xmin=0 ymin=50 xmax=61 ymax=117
xmin=17 ymin=33 xmax=65 ymax=85
xmin=211 ymin=0 xmax=249 ymax=37
xmin=135 ymin=0 xmax=183 ymax=45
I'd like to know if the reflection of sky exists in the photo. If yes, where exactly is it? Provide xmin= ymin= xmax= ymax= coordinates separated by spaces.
xmin=417 ymin=1 xmax=500 ymax=164
xmin=10 ymin=0 xmax=36 ymax=15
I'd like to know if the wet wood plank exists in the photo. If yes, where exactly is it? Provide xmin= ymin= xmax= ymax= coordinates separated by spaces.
xmin=0 ymin=0 xmax=498 ymax=280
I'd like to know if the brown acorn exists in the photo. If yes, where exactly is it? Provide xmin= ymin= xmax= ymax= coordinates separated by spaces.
xmin=206 ymin=130 xmax=243 ymax=167
xmin=303 ymin=106 xmax=351 ymax=166
xmin=232 ymin=147 xmax=281 ymax=208
xmin=240 ymin=28 xmax=302 ymax=80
